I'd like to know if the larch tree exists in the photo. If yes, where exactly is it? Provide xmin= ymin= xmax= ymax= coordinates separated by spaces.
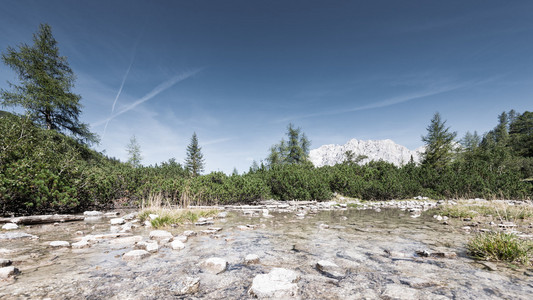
xmin=421 ymin=112 xmax=457 ymax=170
xmin=0 ymin=23 xmax=97 ymax=144
xmin=126 ymin=135 xmax=142 ymax=168
xmin=185 ymin=132 xmax=205 ymax=177
xmin=266 ymin=123 xmax=311 ymax=167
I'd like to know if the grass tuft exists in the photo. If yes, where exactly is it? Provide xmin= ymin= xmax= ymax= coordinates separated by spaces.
xmin=139 ymin=208 xmax=219 ymax=229
xmin=467 ymin=232 xmax=533 ymax=266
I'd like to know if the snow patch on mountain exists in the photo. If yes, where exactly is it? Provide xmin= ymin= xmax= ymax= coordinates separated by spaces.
xmin=309 ymin=139 xmax=424 ymax=167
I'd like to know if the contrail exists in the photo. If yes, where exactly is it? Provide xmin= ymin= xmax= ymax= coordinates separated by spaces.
xmin=93 ymin=68 xmax=203 ymax=127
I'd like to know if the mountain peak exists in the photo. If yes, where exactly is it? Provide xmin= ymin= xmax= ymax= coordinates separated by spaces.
xmin=309 ymin=138 xmax=424 ymax=167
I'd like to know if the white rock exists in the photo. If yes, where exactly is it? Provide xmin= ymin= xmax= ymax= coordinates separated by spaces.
xmin=123 ymin=213 xmax=136 ymax=220
xmin=136 ymin=241 xmax=159 ymax=253
xmin=50 ymin=241 xmax=70 ymax=247
xmin=83 ymin=211 xmax=103 ymax=217
xmin=110 ymin=218 xmax=125 ymax=225
xmin=174 ymin=235 xmax=188 ymax=243
xmin=249 ymin=268 xmax=300 ymax=298
xmin=217 ymin=212 xmax=228 ymax=218
xmin=149 ymin=230 xmax=173 ymax=240
xmin=245 ymin=254 xmax=260 ymax=264
xmin=183 ymin=230 xmax=196 ymax=237
xmin=316 ymin=260 xmax=344 ymax=278
xmin=123 ymin=249 xmax=150 ymax=261
xmin=2 ymin=223 xmax=18 ymax=230
xmin=0 ymin=266 xmax=20 ymax=279
xmin=104 ymin=212 xmax=119 ymax=217
xmin=199 ymin=257 xmax=227 ymax=274
xmin=170 ymin=240 xmax=185 ymax=250
xmin=149 ymin=214 xmax=159 ymax=220
xmin=71 ymin=240 xmax=90 ymax=249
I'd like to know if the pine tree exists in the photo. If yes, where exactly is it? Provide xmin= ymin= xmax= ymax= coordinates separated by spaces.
xmin=266 ymin=123 xmax=311 ymax=167
xmin=185 ymin=132 xmax=205 ymax=177
xmin=1 ymin=23 xmax=97 ymax=144
xmin=126 ymin=135 xmax=142 ymax=168
xmin=421 ymin=112 xmax=457 ymax=170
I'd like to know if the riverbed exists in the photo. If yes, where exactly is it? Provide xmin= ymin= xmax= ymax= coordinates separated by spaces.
xmin=1 ymin=203 xmax=532 ymax=299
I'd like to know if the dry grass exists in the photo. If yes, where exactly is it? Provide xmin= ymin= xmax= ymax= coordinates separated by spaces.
xmin=439 ymin=201 xmax=533 ymax=222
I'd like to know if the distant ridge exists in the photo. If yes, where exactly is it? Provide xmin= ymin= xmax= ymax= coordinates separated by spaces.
xmin=309 ymin=139 xmax=424 ymax=167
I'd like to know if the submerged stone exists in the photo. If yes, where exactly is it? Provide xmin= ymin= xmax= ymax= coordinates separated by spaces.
xmin=249 ymin=268 xmax=300 ymax=298
xmin=199 ymin=257 xmax=227 ymax=274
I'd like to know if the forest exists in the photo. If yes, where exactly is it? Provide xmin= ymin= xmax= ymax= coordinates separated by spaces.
xmin=1 ymin=24 xmax=532 ymax=216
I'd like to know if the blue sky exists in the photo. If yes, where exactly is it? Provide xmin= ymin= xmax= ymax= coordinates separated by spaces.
xmin=1 ymin=1 xmax=532 ymax=173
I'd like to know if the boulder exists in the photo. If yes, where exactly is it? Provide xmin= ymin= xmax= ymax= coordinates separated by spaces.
xmin=0 ymin=266 xmax=20 ymax=279
xmin=170 ymin=240 xmax=185 ymax=250
xmin=316 ymin=260 xmax=344 ymax=278
xmin=149 ymin=230 xmax=173 ymax=240
xmin=123 ymin=249 xmax=150 ymax=261
xmin=249 ymin=268 xmax=300 ymax=298
xmin=2 ymin=223 xmax=18 ymax=230
xmin=110 ymin=218 xmax=125 ymax=225
xmin=50 ymin=241 xmax=70 ymax=247
xmin=199 ymin=257 xmax=227 ymax=274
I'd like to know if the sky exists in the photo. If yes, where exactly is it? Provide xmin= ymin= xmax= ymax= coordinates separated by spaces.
xmin=1 ymin=0 xmax=532 ymax=173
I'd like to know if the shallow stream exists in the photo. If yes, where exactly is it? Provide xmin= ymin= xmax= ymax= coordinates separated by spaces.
xmin=1 ymin=208 xmax=532 ymax=299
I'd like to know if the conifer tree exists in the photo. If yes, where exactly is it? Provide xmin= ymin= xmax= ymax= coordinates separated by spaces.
xmin=185 ymin=132 xmax=205 ymax=177
xmin=266 ymin=124 xmax=311 ymax=167
xmin=421 ymin=112 xmax=457 ymax=170
xmin=1 ymin=23 xmax=97 ymax=144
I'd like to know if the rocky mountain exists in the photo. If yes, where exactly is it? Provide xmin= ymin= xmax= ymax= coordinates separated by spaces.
xmin=309 ymin=139 xmax=424 ymax=167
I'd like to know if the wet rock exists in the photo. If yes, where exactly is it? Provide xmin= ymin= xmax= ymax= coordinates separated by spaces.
xmin=0 ymin=259 xmax=12 ymax=267
xmin=316 ymin=260 xmax=344 ymax=279
xmin=110 ymin=218 xmax=125 ymax=225
xmin=2 ymin=223 xmax=18 ymax=230
xmin=217 ymin=212 xmax=228 ymax=218
xmin=249 ymin=268 xmax=300 ymax=298
xmin=199 ymin=257 xmax=227 ymax=274
xmin=183 ymin=230 xmax=197 ymax=237
xmin=195 ymin=220 xmax=214 ymax=226
xmin=149 ymin=230 xmax=173 ymax=241
xmin=381 ymin=283 xmax=419 ymax=300
xmin=123 ymin=249 xmax=150 ymax=261
xmin=245 ymin=254 xmax=260 ymax=264
xmin=136 ymin=241 xmax=159 ymax=253
xmin=123 ymin=213 xmax=137 ymax=220
xmin=83 ymin=211 xmax=103 ymax=217
xmin=170 ymin=240 xmax=185 ymax=250
xmin=105 ymin=212 xmax=120 ymax=217
xmin=174 ymin=235 xmax=188 ymax=243
xmin=0 ymin=232 xmax=37 ymax=240
xmin=173 ymin=277 xmax=200 ymax=295
xmin=207 ymin=227 xmax=222 ymax=232
xmin=50 ymin=241 xmax=70 ymax=247
xmin=0 ymin=266 xmax=20 ymax=279
xmin=71 ymin=240 xmax=90 ymax=249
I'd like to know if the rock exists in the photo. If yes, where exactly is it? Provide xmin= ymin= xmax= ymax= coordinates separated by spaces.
xmin=217 ymin=212 xmax=228 ymax=218
xmin=110 ymin=218 xmax=125 ymax=225
xmin=480 ymin=261 xmax=498 ymax=271
xmin=0 ymin=266 xmax=20 ymax=279
xmin=123 ymin=249 xmax=150 ymax=261
xmin=0 ymin=259 xmax=12 ymax=267
xmin=83 ymin=211 xmax=103 ymax=217
xmin=195 ymin=220 xmax=214 ymax=226
xmin=245 ymin=254 xmax=260 ymax=264
xmin=104 ymin=212 xmax=119 ymax=217
xmin=174 ymin=235 xmax=188 ymax=243
xmin=173 ymin=277 xmax=200 ymax=295
xmin=430 ymin=251 xmax=457 ymax=259
xmin=399 ymin=277 xmax=436 ymax=288
xmin=50 ymin=241 xmax=70 ymax=247
xmin=75 ymin=231 xmax=84 ymax=235
xmin=120 ymin=222 xmax=134 ymax=233
xmin=2 ymin=223 xmax=18 ymax=230
xmin=170 ymin=240 xmax=185 ymax=250
xmin=149 ymin=230 xmax=173 ymax=240
xmin=123 ymin=213 xmax=136 ymax=220
xmin=249 ymin=268 xmax=300 ymax=298
xmin=237 ymin=225 xmax=252 ymax=231
xmin=524 ymin=269 xmax=533 ymax=277
xmin=71 ymin=240 xmax=90 ymax=249
xmin=208 ymin=227 xmax=222 ymax=232
xmin=136 ymin=241 xmax=159 ymax=253
xmin=319 ymin=223 xmax=329 ymax=229
xmin=183 ymin=230 xmax=197 ymax=237
xmin=149 ymin=214 xmax=159 ymax=220
xmin=144 ymin=220 xmax=152 ymax=227
xmin=199 ymin=257 xmax=227 ymax=274
xmin=200 ymin=229 xmax=218 ymax=235
xmin=316 ymin=260 xmax=344 ymax=278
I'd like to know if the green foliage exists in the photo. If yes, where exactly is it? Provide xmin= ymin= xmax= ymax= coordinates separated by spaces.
xmin=1 ymin=23 xmax=97 ymax=144
xmin=185 ymin=132 xmax=205 ymax=177
xmin=267 ymin=124 xmax=311 ymax=166
xmin=467 ymin=232 xmax=533 ymax=266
